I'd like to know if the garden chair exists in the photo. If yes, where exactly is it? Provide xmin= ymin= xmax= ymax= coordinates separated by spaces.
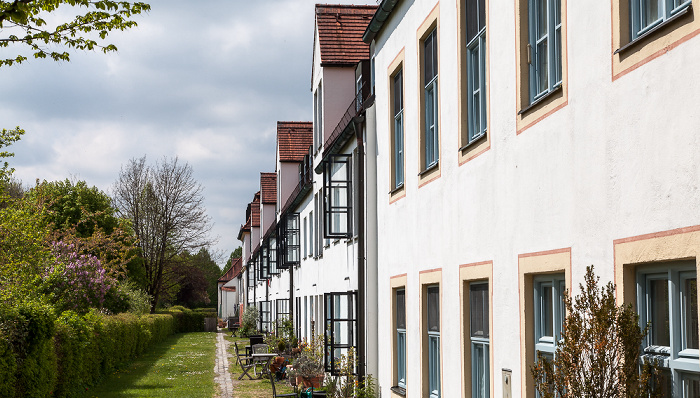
xmin=234 ymin=342 xmax=256 ymax=380
xmin=269 ymin=371 xmax=297 ymax=397
xmin=251 ymin=343 xmax=272 ymax=377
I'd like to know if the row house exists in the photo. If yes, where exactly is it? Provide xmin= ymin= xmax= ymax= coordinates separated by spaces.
xmin=364 ymin=0 xmax=700 ymax=397
xmin=237 ymin=3 xmax=381 ymax=379
xmin=217 ymin=257 xmax=243 ymax=323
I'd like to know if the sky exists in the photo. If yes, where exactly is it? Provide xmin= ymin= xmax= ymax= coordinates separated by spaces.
xmin=0 ymin=0 xmax=376 ymax=268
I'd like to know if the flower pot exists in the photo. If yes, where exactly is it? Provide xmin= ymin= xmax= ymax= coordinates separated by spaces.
xmin=301 ymin=374 xmax=324 ymax=389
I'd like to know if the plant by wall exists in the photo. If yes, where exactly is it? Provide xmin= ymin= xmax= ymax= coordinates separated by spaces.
xmin=531 ymin=265 xmax=659 ymax=398
xmin=237 ymin=306 xmax=259 ymax=337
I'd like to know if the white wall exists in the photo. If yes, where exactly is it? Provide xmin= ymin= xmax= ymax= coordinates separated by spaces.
xmin=372 ymin=0 xmax=700 ymax=397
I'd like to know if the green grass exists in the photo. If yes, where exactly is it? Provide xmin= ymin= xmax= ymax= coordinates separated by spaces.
xmin=224 ymin=334 xmax=298 ymax=398
xmin=81 ymin=332 xmax=216 ymax=398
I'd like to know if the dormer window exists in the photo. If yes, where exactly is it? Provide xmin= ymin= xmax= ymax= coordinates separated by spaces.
xmin=323 ymin=154 xmax=352 ymax=239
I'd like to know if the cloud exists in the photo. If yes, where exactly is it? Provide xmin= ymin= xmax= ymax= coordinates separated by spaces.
xmin=0 ymin=0 xmax=375 ymax=265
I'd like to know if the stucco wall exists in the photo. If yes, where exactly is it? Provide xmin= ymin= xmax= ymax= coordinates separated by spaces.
xmin=372 ymin=0 xmax=700 ymax=397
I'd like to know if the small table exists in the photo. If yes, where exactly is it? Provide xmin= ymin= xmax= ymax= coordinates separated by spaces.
xmin=251 ymin=353 xmax=277 ymax=378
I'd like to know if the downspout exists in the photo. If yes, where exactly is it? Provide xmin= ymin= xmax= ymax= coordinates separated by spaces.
xmin=353 ymin=115 xmax=367 ymax=381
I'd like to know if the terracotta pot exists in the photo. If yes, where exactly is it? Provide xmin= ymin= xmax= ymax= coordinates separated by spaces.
xmin=301 ymin=374 xmax=324 ymax=389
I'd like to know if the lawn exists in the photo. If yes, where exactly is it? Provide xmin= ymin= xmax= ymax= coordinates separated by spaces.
xmin=224 ymin=334 xmax=298 ymax=398
xmin=81 ymin=332 xmax=216 ymax=398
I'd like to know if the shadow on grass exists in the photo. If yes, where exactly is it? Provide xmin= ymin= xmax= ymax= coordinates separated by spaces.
xmin=80 ymin=333 xmax=215 ymax=398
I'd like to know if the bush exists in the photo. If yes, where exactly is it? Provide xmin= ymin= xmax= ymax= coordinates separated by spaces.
xmin=0 ymin=331 xmax=16 ymax=398
xmin=160 ymin=306 xmax=206 ymax=333
xmin=238 ymin=306 xmax=258 ymax=337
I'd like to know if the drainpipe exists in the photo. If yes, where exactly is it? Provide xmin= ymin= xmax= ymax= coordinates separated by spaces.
xmin=353 ymin=115 xmax=366 ymax=381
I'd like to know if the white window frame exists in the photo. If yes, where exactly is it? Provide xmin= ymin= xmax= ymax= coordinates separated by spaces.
xmin=527 ymin=0 xmax=562 ymax=102
xmin=423 ymin=28 xmax=439 ymax=169
xmin=470 ymin=282 xmax=490 ymax=398
xmin=637 ymin=261 xmax=699 ymax=396
xmin=631 ymin=0 xmax=692 ymax=40
xmin=533 ymin=274 xmax=565 ymax=397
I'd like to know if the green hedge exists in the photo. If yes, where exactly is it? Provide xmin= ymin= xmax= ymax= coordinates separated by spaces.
xmin=0 ymin=303 xmax=201 ymax=398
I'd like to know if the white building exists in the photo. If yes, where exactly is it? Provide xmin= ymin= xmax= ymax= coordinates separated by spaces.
xmin=217 ymin=257 xmax=243 ymax=324
xmin=364 ymin=0 xmax=700 ymax=397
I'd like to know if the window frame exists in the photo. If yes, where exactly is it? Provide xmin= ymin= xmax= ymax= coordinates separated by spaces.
xmin=423 ymin=28 xmax=439 ymax=170
xmin=427 ymin=284 xmax=441 ymax=398
xmin=258 ymin=300 xmax=272 ymax=333
xmin=470 ymin=282 xmax=490 ymax=398
xmin=275 ymin=298 xmax=290 ymax=334
xmin=322 ymin=154 xmax=353 ymax=239
xmin=637 ymin=261 xmax=699 ymax=394
xmin=278 ymin=212 xmax=300 ymax=269
xmin=396 ymin=288 xmax=407 ymax=389
xmin=392 ymin=68 xmax=405 ymax=190
xmin=466 ymin=0 xmax=487 ymax=144
xmin=527 ymin=0 xmax=563 ymax=103
xmin=631 ymin=0 xmax=692 ymax=40
xmin=323 ymin=291 xmax=358 ymax=375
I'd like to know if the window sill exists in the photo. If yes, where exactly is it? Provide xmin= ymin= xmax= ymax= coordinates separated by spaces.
xmin=389 ymin=183 xmax=404 ymax=195
xmin=518 ymin=84 xmax=562 ymax=116
xmin=459 ymin=131 xmax=487 ymax=152
xmin=615 ymin=4 xmax=693 ymax=55
xmin=390 ymin=386 xmax=406 ymax=396
xmin=418 ymin=161 xmax=439 ymax=177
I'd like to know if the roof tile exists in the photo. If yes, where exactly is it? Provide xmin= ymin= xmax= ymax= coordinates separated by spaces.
xmin=316 ymin=4 xmax=377 ymax=65
xmin=260 ymin=173 xmax=277 ymax=204
xmin=277 ymin=121 xmax=313 ymax=162
xmin=218 ymin=257 xmax=243 ymax=283
xmin=251 ymin=192 xmax=260 ymax=227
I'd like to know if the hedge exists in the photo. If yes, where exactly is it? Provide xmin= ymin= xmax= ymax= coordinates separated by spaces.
xmin=0 ymin=304 xmax=205 ymax=397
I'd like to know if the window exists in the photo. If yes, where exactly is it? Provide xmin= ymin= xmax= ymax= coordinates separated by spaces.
xmin=324 ymin=291 xmax=357 ymax=375
xmin=278 ymin=213 xmax=299 ymax=268
xmin=423 ymin=28 xmax=439 ymax=169
xmin=427 ymin=285 xmax=441 ymax=398
xmin=396 ymin=289 xmax=407 ymax=389
xmin=631 ymin=0 xmax=692 ymax=40
xmin=466 ymin=0 xmax=487 ymax=143
xmin=275 ymin=298 xmax=289 ymax=333
xmin=638 ymin=261 xmax=699 ymax=396
xmin=257 ymin=254 xmax=268 ymax=281
xmin=528 ymin=0 xmax=562 ymax=103
xmin=323 ymin=155 xmax=352 ymax=239
xmin=470 ymin=283 xmax=490 ymax=398
xmin=314 ymin=82 xmax=324 ymax=151
xmin=534 ymin=274 xmax=565 ymax=396
xmin=247 ymin=260 xmax=255 ymax=288
xmin=296 ymin=297 xmax=302 ymax=339
xmin=392 ymin=69 xmax=404 ymax=189
xmin=309 ymin=210 xmax=314 ymax=258
xmin=303 ymin=216 xmax=307 ymax=258
xmin=259 ymin=300 xmax=272 ymax=333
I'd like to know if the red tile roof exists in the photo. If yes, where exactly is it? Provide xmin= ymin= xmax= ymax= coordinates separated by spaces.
xmin=315 ymin=4 xmax=377 ymax=66
xmin=218 ymin=257 xmax=242 ymax=283
xmin=277 ymin=121 xmax=312 ymax=162
xmin=260 ymin=173 xmax=277 ymax=204
xmin=251 ymin=192 xmax=260 ymax=227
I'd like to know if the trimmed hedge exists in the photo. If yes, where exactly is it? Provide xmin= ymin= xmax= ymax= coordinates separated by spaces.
xmin=0 ymin=304 xmax=204 ymax=397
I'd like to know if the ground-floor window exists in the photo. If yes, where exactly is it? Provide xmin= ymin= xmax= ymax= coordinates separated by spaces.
xmin=324 ymin=291 xmax=357 ymax=375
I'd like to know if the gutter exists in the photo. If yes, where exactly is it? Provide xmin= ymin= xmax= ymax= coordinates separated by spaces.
xmin=362 ymin=0 xmax=401 ymax=44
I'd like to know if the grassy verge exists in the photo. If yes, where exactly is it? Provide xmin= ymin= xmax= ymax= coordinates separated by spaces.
xmin=224 ymin=334 xmax=298 ymax=398
xmin=81 ymin=332 xmax=216 ymax=398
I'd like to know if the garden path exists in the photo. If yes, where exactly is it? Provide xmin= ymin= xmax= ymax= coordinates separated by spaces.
xmin=215 ymin=330 xmax=235 ymax=398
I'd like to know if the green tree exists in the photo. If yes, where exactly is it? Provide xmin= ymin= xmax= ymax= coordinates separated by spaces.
xmin=222 ymin=247 xmax=241 ymax=277
xmin=0 ymin=0 xmax=150 ymax=67
xmin=532 ymin=265 xmax=659 ymax=398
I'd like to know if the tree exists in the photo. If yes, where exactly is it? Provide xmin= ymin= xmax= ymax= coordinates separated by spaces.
xmin=0 ymin=0 xmax=150 ymax=67
xmin=532 ymin=265 xmax=659 ymax=398
xmin=112 ymin=156 xmax=214 ymax=312
xmin=222 ymin=247 xmax=241 ymax=277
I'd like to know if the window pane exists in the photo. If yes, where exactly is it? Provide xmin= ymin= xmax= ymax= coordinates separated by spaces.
xmin=536 ymin=40 xmax=548 ymax=94
xmin=536 ymin=0 xmax=547 ymax=38
xmin=397 ymin=331 xmax=407 ymax=387
xmin=397 ymin=289 xmax=406 ymax=329
xmin=394 ymin=71 xmax=403 ymax=115
xmin=650 ymin=278 xmax=671 ymax=347
xmin=428 ymin=285 xmax=440 ymax=332
xmin=686 ymin=278 xmax=699 ymax=350
xmin=424 ymin=32 xmax=434 ymax=83
xmin=643 ymin=0 xmax=660 ymax=29
xmin=429 ymin=335 xmax=440 ymax=397
xmin=467 ymin=0 xmax=478 ymax=42
xmin=470 ymin=283 xmax=489 ymax=338
xmin=684 ymin=374 xmax=700 ymax=397
xmin=541 ymin=285 xmax=553 ymax=338
xmin=478 ymin=0 xmax=485 ymax=31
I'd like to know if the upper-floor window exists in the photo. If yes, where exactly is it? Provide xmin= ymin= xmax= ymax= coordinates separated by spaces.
xmin=268 ymin=237 xmax=278 ymax=275
xmin=423 ymin=28 xmax=439 ymax=169
xmin=323 ymin=155 xmax=352 ymax=239
xmin=257 ymin=254 xmax=269 ymax=281
xmin=278 ymin=213 xmax=299 ymax=268
xmin=247 ymin=260 xmax=255 ymax=289
xmin=314 ymin=82 xmax=324 ymax=151
xmin=467 ymin=0 xmax=487 ymax=143
xmin=528 ymin=0 xmax=562 ymax=102
xmin=631 ymin=0 xmax=692 ymax=39
xmin=393 ymin=69 xmax=404 ymax=188
xmin=638 ymin=261 xmax=699 ymax=396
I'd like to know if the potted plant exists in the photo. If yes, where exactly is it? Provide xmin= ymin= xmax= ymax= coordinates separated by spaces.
xmin=288 ymin=335 xmax=325 ymax=388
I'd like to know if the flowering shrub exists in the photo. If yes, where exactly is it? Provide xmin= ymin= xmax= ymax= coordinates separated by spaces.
xmin=42 ymin=241 xmax=116 ymax=314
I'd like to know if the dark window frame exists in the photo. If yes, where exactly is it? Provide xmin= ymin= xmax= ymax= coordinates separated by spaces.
xmin=324 ymin=291 xmax=358 ymax=375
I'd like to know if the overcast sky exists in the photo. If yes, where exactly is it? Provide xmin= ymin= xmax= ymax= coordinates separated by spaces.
xmin=0 ymin=0 xmax=375 ymax=267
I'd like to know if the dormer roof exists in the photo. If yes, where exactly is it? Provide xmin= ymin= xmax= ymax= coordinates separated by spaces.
xmin=277 ymin=121 xmax=313 ymax=162
xmin=314 ymin=4 xmax=377 ymax=66
xmin=260 ymin=173 xmax=277 ymax=204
